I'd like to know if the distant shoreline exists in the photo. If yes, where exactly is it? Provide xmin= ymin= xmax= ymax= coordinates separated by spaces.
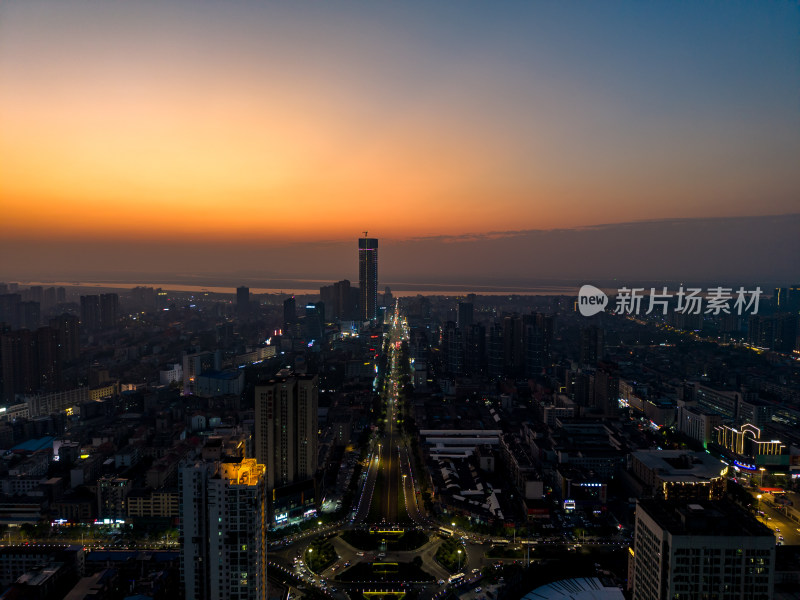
xmin=9 ymin=279 xmax=581 ymax=298
xmin=8 ymin=278 xmax=778 ymax=299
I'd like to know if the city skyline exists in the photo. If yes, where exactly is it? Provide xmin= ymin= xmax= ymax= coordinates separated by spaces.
xmin=1 ymin=214 xmax=797 ymax=287
xmin=1 ymin=0 xmax=799 ymax=285
xmin=0 ymin=235 xmax=798 ymax=597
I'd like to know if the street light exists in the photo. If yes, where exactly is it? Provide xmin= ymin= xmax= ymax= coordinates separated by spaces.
xmin=457 ymin=548 xmax=462 ymax=572
xmin=759 ymin=467 xmax=766 ymax=487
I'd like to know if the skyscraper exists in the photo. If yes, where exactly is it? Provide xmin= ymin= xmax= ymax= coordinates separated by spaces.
xmin=283 ymin=297 xmax=296 ymax=333
xmin=237 ymin=286 xmax=250 ymax=318
xmin=81 ymin=294 xmax=118 ymax=332
xmin=580 ymin=325 xmax=604 ymax=366
xmin=464 ymin=323 xmax=486 ymax=376
xmin=180 ymin=457 xmax=268 ymax=600
xmin=99 ymin=293 xmax=119 ymax=330
xmin=335 ymin=279 xmax=354 ymax=321
xmin=42 ymin=287 xmax=56 ymax=310
xmin=0 ymin=329 xmax=36 ymax=401
xmin=457 ymin=302 xmax=473 ymax=329
xmin=35 ymin=326 xmax=61 ymax=392
xmin=502 ymin=315 xmax=525 ymax=377
xmin=0 ymin=326 xmax=65 ymax=400
xmin=19 ymin=301 xmax=40 ymax=330
xmin=254 ymin=375 xmax=318 ymax=489
xmin=304 ymin=303 xmax=324 ymax=342
xmin=441 ymin=321 xmax=464 ymax=376
xmin=358 ymin=236 xmax=378 ymax=322
xmin=49 ymin=314 xmax=80 ymax=362
xmin=523 ymin=312 xmax=553 ymax=376
xmin=0 ymin=294 xmax=22 ymax=329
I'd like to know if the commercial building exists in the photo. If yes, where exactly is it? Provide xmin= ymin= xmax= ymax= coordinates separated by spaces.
xmin=676 ymin=404 xmax=722 ymax=448
xmin=630 ymin=450 xmax=727 ymax=501
xmin=358 ymin=236 xmax=378 ymax=322
xmin=737 ymin=398 xmax=775 ymax=429
xmin=714 ymin=423 xmax=788 ymax=468
xmin=631 ymin=499 xmax=774 ymax=600
xmin=692 ymin=383 xmax=742 ymax=421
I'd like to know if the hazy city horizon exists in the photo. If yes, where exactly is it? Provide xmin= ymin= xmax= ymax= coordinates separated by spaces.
xmin=2 ymin=214 xmax=798 ymax=286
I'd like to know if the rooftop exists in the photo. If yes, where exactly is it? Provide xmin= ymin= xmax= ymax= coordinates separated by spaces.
xmin=198 ymin=370 xmax=241 ymax=381
xmin=637 ymin=499 xmax=773 ymax=538
xmin=633 ymin=450 xmax=726 ymax=483
xmin=521 ymin=577 xmax=624 ymax=600
xmin=11 ymin=436 xmax=54 ymax=453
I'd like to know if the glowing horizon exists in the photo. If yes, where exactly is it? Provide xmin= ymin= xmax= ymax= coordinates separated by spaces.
xmin=1 ymin=1 xmax=798 ymax=245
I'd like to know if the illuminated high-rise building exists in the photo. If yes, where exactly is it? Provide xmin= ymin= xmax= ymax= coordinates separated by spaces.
xmin=180 ymin=457 xmax=268 ymax=600
xmin=358 ymin=236 xmax=378 ymax=322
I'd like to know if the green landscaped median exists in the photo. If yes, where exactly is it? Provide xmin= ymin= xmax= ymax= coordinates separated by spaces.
xmin=305 ymin=537 xmax=338 ymax=574
xmin=435 ymin=538 xmax=466 ymax=573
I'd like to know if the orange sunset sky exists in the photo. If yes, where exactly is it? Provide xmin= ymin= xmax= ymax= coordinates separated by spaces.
xmin=1 ymin=1 xmax=798 ymax=278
